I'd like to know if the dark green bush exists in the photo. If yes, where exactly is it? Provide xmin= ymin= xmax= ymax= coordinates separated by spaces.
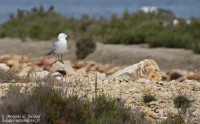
xmin=147 ymin=31 xmax=193 ymax=48
xmin=143 ymin=94 xmax=156 ymax=104
xmin=0 ymin=31 xmax=6 ymax=38
xmin=173 ymin=95 xmax=191 ymax=111
xmin=170 ymin=95 xmax=191 ymax=124
xmin=76 ymin=37 xmax=96 ymax=59
xmin=105 ymin=31 xmax=142 ymax=44
xmin=192 ymin=40 xmax=200 ymax=54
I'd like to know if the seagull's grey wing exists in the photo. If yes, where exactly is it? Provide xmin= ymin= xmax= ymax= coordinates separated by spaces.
xmin=50 ymin=41 xmax=58 ymax=54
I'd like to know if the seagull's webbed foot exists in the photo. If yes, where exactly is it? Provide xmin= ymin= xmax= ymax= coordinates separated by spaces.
xmin=59 ymin=60 xmax=64 ymax=64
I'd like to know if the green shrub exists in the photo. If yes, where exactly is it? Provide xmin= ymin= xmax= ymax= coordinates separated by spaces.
xmin=147 ymin=31 xmax=192 ymax=48
xmin=105 ymin=31 xmax=142 ymax=44
xmin=0 ymin=31 xmax=6 ymax=38
xmin=192 ymin=40 xmax=200 ymax=54
xmin=171 ymin=95 xmax=191 ymax=124
xmin=143 ymin=94 xmax=156 ymax=104
xmin=173 ymin=95 xmax=191 ymax=111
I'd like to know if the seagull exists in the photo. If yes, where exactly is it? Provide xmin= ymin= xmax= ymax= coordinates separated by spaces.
xmin=46 ymin=33 xmax=70 ymax=63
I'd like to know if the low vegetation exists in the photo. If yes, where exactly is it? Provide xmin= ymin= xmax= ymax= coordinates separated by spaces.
xmin=0 ymin=6 xmax=200 ymax=53
xmin=160 ymin=114 xmax=185 ymax=124
xmin=0 ymin=75 xmax=144 ymax=124
xmin=0 ymin=69 xmax=20 ymax=83
xmin=76 ymin=37 xmax=96 ymax=59
xmin=173 ymin=95 xmax=191 ymax=111
xmin=143 ymin=94 xmax=157 ymax=104
xmin=172 ymin=94 xmax=191 ymax=124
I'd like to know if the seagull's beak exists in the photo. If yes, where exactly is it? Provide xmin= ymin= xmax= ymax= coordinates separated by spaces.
xmin=66 ymin=35 xmax=70 ymax=40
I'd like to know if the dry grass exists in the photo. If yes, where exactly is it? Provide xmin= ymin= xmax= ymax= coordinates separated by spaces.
xmin=0 ymin=74 xmax=147 ymax=124
xmin=0 ymin=69 xmax=31 ymax=83
xmin=0 ymin=69 xmax=20 ymax=83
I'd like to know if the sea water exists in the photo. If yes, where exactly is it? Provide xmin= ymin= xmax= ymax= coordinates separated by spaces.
xmin=0 ymin=0 xmax=200 ymax=22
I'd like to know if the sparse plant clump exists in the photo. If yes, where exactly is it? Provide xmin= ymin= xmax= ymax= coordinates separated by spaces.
xmin=0 ymin=76 xmax=144 ymax=123
xmin=0 ymin=69 xmax=20 ymax=83
xmin=76 ymin=37 xmax=96 ymax=59
xmin=172 ymin=94 xmax=192 ymax=124
xmin=0 ymin=69 xmax=31 ymax=83
xmin=143 ymin=94 xmax=157 ymax=104
xmin=160 ymin=113 xmax=185 ymax=124
xmin=159 ymin=94 xmax=192 ymax=124
xmin=173 ymin=95 xmax=191 ymax=111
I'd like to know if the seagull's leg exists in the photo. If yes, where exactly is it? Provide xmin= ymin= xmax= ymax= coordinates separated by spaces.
xmin=60 ymin=54 xmax=64 ymax=64
xmin=57 ymin=55 xmax=60 ymax=62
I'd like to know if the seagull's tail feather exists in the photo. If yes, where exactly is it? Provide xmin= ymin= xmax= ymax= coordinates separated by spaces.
xmin=46 ymin=52 xmax=52 ymax=55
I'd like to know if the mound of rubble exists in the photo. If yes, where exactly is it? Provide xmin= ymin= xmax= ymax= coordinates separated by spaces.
xmin=0 ymin=55 xmax=200 ymax=123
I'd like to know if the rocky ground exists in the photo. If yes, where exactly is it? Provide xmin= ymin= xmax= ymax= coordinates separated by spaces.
xmin=0 ymin=38 xmax=200 ymax=123
xmin=0 ymin=55 xmax=200 ymax=123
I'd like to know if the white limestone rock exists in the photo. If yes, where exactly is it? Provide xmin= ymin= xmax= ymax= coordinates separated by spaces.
xmin=50 ymin=61 xmax=76 ymax=76
xmin=31 ymin=71 xmax=49 ymax=79
xmin=18 ymin=67 xmax=32 ymax=77
xmin=0 ymin=63 xmax=10 ymax=71
xmin=111 ymin=59 xmax=162 ymax=82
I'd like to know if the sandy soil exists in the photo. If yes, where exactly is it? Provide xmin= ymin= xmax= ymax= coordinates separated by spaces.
xmin=0 ymin=38 xmax=199 ymax=71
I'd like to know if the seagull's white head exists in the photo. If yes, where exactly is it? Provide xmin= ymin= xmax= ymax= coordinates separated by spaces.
xmin=58 ymin=33 xmax=70 ymax=40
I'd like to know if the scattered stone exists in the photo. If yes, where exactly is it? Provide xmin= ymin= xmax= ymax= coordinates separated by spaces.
xmin=6 ymin=59 xmax=19 ymax=66
xmin=73 ymin=60 xmax=86 ymax=69
xmin=147 ymin=111 xmax=159 ymax=119
xmin=96 ymin=72 xmax=106 ymax=79
xmin=20 ymin=55 xmax=30 ymax=63
xmin=187 ymin=72 xmax=200 ymax=81
xmin=18 ymin=66 xmax=32 ymax=77
xmin=107 ymin=67 xmax=120 ymax=75
xmin=52 ymin=72 xmax=62 ymax=77
xmin=160 ymin=71 xmax=169 ymax=81
xmin=167 ymin=69 xmax=186 ymax=80
xmin=0 ymin=63 xmax=10 ymax=71
xmin=148 ymin=101 xmax=159 ymax=107
xmin=137 ymin=78 xmax=151 ymax=84
xmin=30 ymin=71 xmax=49 ymax=79
xmin=103 ymin=80 xmax=109 ymax=84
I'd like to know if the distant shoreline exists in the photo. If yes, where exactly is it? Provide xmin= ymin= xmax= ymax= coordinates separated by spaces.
xmin=1 ymin=0 xmax=200 ymax=23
